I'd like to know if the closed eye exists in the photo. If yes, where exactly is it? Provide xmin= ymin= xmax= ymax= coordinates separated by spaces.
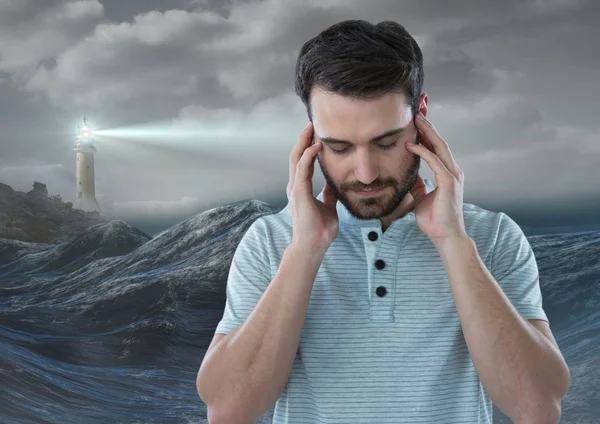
xmin=330 ymin=140 xmax=398 ymax=155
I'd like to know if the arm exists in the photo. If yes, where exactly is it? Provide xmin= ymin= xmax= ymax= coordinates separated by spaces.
xmin=197 ymin=242 xmax=325 ymax=424
xmin=434 ymin=232 xmax=570 ymax=424
xmin=406 ymin=108 xmax=569 ymax=423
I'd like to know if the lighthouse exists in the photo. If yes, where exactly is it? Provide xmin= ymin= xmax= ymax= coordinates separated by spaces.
xmin=74 ymin=117 xmax=101 ymax=213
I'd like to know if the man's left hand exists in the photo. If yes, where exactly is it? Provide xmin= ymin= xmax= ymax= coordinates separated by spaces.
xmin=405 ymin=112 xmax=468 ymax=247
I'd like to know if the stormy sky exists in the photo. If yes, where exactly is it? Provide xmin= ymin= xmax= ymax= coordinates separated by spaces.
xmin=0 ymin=0 xmax=598 ymax=235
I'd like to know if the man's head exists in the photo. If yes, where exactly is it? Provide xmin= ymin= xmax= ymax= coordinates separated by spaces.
xmin=294 ymin=20 xmax=428 ymax=221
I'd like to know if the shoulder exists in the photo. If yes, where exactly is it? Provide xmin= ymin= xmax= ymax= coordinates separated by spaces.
xmin=463 ymin=203 xmax=520 ymax=234
xmin=254 ymin=203 xmax=293 ymax=240
xmin=462 ymin=203 xmax=526 ymax=264
xmin=239 ymin=205 xmax=293 ymax=264
xmin=237 ymin=200 xmax=292 ymax=240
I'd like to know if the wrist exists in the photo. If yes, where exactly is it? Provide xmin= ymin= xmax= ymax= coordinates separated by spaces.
xmin=287 ymin=240 xmax=329 ymax=260
xmin=433 ymin=233 xmax=474 ymax=255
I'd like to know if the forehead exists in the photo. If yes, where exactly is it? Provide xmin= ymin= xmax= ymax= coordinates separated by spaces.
xmin=310 ymin=86 xmax=412 ymax=141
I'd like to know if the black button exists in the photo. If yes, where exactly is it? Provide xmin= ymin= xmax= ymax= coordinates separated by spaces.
xmin=376 ymin=286 xmax=387 ymax=297
xmin=375 ymin=259 xmax=386 ymax=270
xmin=368 ymin=231 xmax=378 ymax=241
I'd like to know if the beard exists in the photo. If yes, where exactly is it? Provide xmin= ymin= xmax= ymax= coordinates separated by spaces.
xmin=318 ymin=153 xmax=421 ymax=220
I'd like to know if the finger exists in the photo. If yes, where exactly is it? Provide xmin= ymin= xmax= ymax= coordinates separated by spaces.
xmin=409 ymin=174 xmax=428 ymax=204
xmin=406 ymin=141 xmax=454 ymax=184
xmin=288 ymin=122 xmax=314 ymax=196
xmin=289 ymin=122 xmax=314 ymax=180
xmin=294 ymin=141 xmax=322 ymax=194
xmin=322 ymin=182 xmax=338 ymax=209
xmin=415 ymin=113 xmax=461 ymax=180
xmin=417 ymin=129 xmax=433 ymax=151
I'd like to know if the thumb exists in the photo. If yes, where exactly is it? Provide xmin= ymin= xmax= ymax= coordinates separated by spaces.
xmin=322 ymin=182 xmax=338 ymax=209
xmin=410 ymin=174 xmax=428 ymax=204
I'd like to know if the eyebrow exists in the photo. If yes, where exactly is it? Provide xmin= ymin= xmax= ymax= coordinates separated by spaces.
xmin=316 ymin=126 xmax=408 ymax=145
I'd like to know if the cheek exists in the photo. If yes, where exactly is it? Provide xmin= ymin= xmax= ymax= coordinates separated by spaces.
xmin=381 ymin=151 xmax=414 ymax=173
xmin=319 ymin=154 xmax=350 ymax=180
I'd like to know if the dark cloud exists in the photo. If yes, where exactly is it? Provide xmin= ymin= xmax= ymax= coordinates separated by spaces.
xmin=423 ymin=49 xmax=501 ymax=102
xmin=0 ymin=0 xmax=104 ymax=73
xmin=0 ymin=0 xmax=75 ymax=24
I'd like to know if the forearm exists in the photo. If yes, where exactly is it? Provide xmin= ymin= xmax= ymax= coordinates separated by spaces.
xmin=198 ymin=242 xmax=325 ymax=424
xmin=435 ymin=235 xmax=569 ymax=423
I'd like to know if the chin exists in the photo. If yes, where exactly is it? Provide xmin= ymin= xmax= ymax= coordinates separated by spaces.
xmin=344 ymin=193 xmax=393 ymax=219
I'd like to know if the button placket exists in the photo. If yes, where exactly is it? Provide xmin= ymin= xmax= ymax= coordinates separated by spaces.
xmin=374 ymin=258 xmax=387 ymax=298
xmin=362 ymin=227 xmax=394 ymax=322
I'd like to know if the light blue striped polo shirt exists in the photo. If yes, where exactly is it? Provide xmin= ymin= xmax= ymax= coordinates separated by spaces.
xmin=214 ymin=178 xmax=548 ymax=423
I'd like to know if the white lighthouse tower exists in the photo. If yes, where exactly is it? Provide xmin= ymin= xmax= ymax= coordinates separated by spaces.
xmin=74 ymin=117 xmax=101 ymax=213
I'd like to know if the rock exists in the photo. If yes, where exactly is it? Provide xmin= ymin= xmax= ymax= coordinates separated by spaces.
xmin=0 ymin=181 xmax=107 ymax=244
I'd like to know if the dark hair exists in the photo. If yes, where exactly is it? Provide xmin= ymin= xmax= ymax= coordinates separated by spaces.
xmin=294 ymin=20 xmax=424 ymax=121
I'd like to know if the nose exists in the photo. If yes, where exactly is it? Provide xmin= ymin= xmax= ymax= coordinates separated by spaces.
xmin=353 ymin=151 xmax=379 ymax=186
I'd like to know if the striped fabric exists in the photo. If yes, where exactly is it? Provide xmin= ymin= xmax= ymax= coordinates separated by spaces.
xmin=215 ymin=178 xmax=548 ymax=423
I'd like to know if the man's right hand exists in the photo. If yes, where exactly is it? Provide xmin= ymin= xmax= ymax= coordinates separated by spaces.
xmin=287 ymin=121 xmax=339 ymax=252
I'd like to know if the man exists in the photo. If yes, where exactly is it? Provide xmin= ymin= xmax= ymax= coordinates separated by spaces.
xmin=196 ymin=20 xmax=570 ymax=424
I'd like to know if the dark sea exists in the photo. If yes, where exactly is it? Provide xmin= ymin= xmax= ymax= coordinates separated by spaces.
xmin=1 ymin=200 xmax=598 ymax=423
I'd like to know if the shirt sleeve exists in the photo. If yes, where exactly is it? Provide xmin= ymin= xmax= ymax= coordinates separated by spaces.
xmin=490 ymin=213 xmax=549 ymax=323
xmin=214 ymin=218 xmax=273 ymax=335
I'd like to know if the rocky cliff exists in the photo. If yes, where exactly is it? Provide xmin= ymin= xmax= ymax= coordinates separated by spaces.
xmin=0 ymin=181 xmax=107 ymax=244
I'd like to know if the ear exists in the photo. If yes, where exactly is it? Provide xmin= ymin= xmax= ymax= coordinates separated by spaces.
xmin=419 ymin=93 xmax=429 ymax=118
